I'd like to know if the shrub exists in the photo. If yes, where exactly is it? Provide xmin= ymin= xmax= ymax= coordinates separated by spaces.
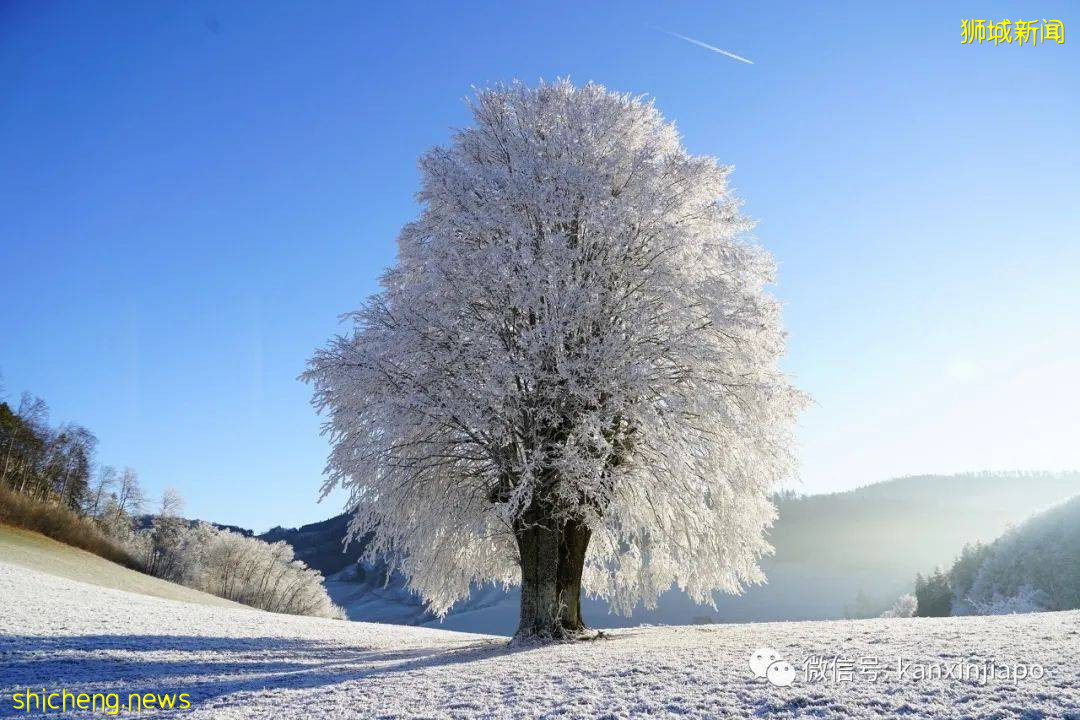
xmin=881 ymin=593 xmax=917 ymax=618
xmin=0 ymin=484 xmax=140 ymax=569
xmin=969 ymin=585 xmax=1049 ymax=615
xmin=129 ymin=518 xmax=344 ymax=619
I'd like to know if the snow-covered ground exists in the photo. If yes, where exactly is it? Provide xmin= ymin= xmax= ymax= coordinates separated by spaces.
xmin=3 ymin=561 xmax=1078 ymax=719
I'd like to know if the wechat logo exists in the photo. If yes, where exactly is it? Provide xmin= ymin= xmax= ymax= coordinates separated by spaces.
xmin=749 ymin=647 xmax=797 ymax=687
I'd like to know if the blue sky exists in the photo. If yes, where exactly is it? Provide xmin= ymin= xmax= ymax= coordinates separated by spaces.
xmin=2 ymin=1 xmax=1077 ymax=531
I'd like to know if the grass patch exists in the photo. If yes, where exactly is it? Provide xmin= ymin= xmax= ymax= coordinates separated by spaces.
xmin=0 ymin=524 xmax=243 ymax=608
xmin=0 ymin=485 xmax=139 ymax=569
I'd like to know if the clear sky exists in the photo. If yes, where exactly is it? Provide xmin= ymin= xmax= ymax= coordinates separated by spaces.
xmin=2 ymin=1 xmax=1077 ymax=532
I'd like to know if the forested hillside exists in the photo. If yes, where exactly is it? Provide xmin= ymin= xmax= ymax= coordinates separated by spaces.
xmin=769 ymin=471 xmax=1080 ymax=569
xmin=945 ymin=494 xmax=1080 ymax=615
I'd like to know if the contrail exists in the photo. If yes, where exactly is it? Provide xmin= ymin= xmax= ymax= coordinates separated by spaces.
xmin=658 ymin=28 xmax=754 ymax=65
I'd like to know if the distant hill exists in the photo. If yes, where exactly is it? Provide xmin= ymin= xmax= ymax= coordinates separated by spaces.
xmin=233 ymin=471 xmax=1080 ymax=633
xmin=134 ymin=515 xmax=254 ymax=539
xmin=259 ymin=514 xmax=363 ymax=576
xmin=769 ymin=471 xmax=1080 ymax=570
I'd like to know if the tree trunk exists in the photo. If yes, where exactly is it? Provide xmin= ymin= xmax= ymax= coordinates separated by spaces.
xmin=514 ymin=504 xmax=592 ymax=640
xmin=18 ymin=460 xmax=29 ymax=494
xmin=2 ymin=437 xmax=14 ymax=483
xmin=557 ymin=517 xmax=591 ymax=633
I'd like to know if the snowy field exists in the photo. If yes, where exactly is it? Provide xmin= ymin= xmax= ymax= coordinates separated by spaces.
xmin=2 ymin=560 xmax=1078 ymax=719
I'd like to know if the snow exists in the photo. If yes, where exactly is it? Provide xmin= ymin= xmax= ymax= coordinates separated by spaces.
xmin=3 ymin=560 xmax=1079 ymax=718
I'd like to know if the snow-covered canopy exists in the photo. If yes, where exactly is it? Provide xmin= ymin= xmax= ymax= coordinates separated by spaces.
xmin=305 ymin=80 xmax=804 ymax=616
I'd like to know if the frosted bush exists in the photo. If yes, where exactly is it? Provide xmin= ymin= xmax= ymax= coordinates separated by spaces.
xmin=880 ymin=593 xmax=917 ymax=618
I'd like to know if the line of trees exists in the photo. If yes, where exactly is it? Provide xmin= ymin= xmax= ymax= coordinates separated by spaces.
xmin=1 ymin=385 xmax=151 ymax=547
xmin=0 ymin=391 xmax=114 ymax=515
xmin=1 ymin=376 xmax=342 ymax=619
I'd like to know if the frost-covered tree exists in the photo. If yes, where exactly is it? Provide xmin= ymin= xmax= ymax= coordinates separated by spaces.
xmin=305 ymin=80 xmax=803 ymax=639
xmin=141 ymin=488 xmax=189 ymax=581
xmin=86 ymin=465 xmax=117 ymax=518
xmin=158 ymin=486 xmax=184 ymax=517
xmin=110 ymin=467 xmax=144 ymax=525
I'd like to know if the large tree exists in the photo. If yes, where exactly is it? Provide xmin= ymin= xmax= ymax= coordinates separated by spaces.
xmin=305 ymin=81 xmax=803 ymax=639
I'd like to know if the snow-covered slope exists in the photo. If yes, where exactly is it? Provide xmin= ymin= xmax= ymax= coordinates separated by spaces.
xmin=0 ymin=525 xmax=240 ymax=609
xmin=3 ymin=560 xmax=1078 ymax=718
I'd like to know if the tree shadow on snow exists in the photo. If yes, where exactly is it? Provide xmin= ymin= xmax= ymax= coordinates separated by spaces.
xmin=0 ymin=633 xmax=531 ymax=716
